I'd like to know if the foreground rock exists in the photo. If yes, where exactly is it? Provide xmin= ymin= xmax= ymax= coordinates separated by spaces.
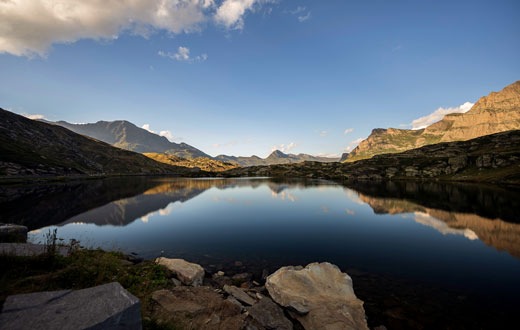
xmin=266 ymin=262 xmax=369 ymax=330
xmin=247 ymin=297 xmax=293 ymax=330
xmin=0 ymin=223 xmax=28 ymax=243
xmin=155 ymin=257 xmax=205 ymax=286
xmin=151 ymin=287 xmax=245 ymax=329
xmin=0 ymin=282 xmax=141 ymax=329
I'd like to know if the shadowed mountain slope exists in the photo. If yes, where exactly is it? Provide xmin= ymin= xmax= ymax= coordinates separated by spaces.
xmin=0 ymin=108 xmax=195 ymax=177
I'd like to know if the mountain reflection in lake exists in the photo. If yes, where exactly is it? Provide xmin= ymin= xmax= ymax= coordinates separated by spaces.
xmin=3 ymin=177 xmax=520 ymax=327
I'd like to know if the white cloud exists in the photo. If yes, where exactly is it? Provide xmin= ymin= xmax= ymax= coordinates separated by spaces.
xmin=271 ymin=142 xmax=296 ymax=153
xmin=23 ymin=113 xmax=45 ymax=120
xmin=287 ymin=5 xmax=310 ymax=22
xmin=290 ymin=6 xmax=306 ymax=15
xmin=159 ymin=130 xmax=175 ymax=142
xmin=215 ymin=0 xmax=256 ymax=29
xmin=297 ymin=11 xmax=311 ymax=22
xmin=343 ymin=128 xmax=354 ymax=135
xmin=159 ymin=46 xmax=207 ymax=62
xmin=0 ymin=0 xmax=267 ymax=57
xmin=344 ymin=137 xmax=365 ymax=152
xmin=410 ymin=102 xmax=474 ymax=130
xmin=142 ymin=123 xmax=176 ymax=142
xmin=142 ymin=124 xmax=154 ymax=133
xmin=319 ymin=130 xmax=328 ymax=137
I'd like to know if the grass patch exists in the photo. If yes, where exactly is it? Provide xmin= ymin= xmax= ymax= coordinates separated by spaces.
xmin=0 ymin=248 xmax=176 ymax=329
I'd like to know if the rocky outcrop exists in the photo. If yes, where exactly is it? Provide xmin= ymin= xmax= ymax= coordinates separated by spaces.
xmin=266 ymin=262 xmax=369 ymax=330
xmin=0 ymin=282 xmax=141 ymax=329
xmin=223 ymin=130 xmax=520 ymax=185
xmin=155 ymin=257 xmax=205 ymax=286
xmin=347 ymin=81 xmax=520 ymax=162
xmin=144 ymin=153 xmax=238 ymax=172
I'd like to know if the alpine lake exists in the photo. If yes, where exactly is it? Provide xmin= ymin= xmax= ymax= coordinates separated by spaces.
xmin=2 ymin=177 xmax=520 ymax=329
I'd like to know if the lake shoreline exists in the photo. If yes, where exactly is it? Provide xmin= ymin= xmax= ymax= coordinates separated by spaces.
xmin=1 ymin=243 xmax=517 ymax=330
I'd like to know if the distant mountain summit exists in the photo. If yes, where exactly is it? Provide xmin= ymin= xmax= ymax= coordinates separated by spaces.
xmin=216 ymin=150 xmax=339 ymax=166
xmin=346 ymin=80 xmax=520 ymax=162
xmin=52 ymin=120 xmax=210 ymax=159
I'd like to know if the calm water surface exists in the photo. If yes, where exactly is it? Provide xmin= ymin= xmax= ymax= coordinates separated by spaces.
xmin=2 ymin=177 xmax=520 ymax=325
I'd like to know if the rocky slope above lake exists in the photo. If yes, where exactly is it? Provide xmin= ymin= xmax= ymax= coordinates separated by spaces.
xmin=144 ymin=153 xmax=238 ymax=172
xmin=223 ymin=129 xmax=520 ymax=185
xmin=347 ymin=81 xmax=520 ymax=162
xmin=51 ymin=119 xmax=210 ymax=159
xmin=0 ymin=108 xmax=199 ymax=177
xmin=216 ymin=150 xmax=339 ymax=166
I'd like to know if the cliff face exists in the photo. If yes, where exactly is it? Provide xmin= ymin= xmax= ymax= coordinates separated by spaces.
xmin=347 ymin=81 xmax=520 ymax=162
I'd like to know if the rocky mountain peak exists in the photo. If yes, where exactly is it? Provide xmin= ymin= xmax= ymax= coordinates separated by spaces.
xmin=346 ymin=80 xmax=520 ymax=162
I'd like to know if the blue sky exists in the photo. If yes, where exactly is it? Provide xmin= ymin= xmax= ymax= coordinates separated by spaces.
xmin=1 ymin=0 xmax=519 ymax=158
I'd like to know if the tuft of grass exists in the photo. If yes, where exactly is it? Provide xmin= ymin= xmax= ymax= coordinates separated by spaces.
xmin=0 ymin=248 xmax=177 ymax=329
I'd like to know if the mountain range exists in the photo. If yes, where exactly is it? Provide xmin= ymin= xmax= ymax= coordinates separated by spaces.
xmin=215 ymin=150 xmax=339 ymax=166
xmin=52 ymin=120 xmax=211 ymax=159
xmin=0 ymin=108 xmax=197 ymax=177
xmin=346 ymin=80 xmax=520 ymax=162
xmin=50 ymin=119 xmax=338 ymax=165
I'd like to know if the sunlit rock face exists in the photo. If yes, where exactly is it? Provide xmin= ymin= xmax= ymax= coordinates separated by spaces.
xmin=347 ymin=81 xmax=520 ymax=162
xmin=266 ymin=262 xmax=369 ymax=330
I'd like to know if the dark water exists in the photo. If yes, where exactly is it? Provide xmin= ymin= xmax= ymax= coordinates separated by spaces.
xmin=2 ymin=177 xmax=520 ymax=328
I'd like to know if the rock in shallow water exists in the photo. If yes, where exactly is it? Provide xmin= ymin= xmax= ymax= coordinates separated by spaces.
xmin=155 ymin=257 xmax=205 ymax=286
xmin=266 ymin=262 xmax=369 ymax=330
xmin=0 ymin=223 xmax=28 ymax=243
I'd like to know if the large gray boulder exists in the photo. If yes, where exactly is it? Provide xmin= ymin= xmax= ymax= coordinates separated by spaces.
xmin=155 ymin=257 xmax=205 ymax=286
xmin=0 ymin=282 xmax=141 ymax=329
xmin=266 ymin=262 xmax=368 ymax=330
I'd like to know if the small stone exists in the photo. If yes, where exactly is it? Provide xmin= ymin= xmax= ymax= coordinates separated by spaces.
xmin=217 ymin=271 xmax=225 ymax=276
xmin=223 ymin=285 xmax=256 ymax=306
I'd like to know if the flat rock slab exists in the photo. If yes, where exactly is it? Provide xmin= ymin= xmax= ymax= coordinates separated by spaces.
xmin=155 ymin=257 xmax=204 ymax=286
xmin=0 ymin=282 xmax=141 ymax=330
xmin=223 ymin=285 xmax=256 ymax=306
xmin=0 ymin=223 xmax=28 ymax=242
xmin=0 ymin=243 xmax=69 ymax=257
xmin=152 ymin=286 xmax=245 ymax=330
xmin=266 ymin=262 xmax=369 ymax=330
